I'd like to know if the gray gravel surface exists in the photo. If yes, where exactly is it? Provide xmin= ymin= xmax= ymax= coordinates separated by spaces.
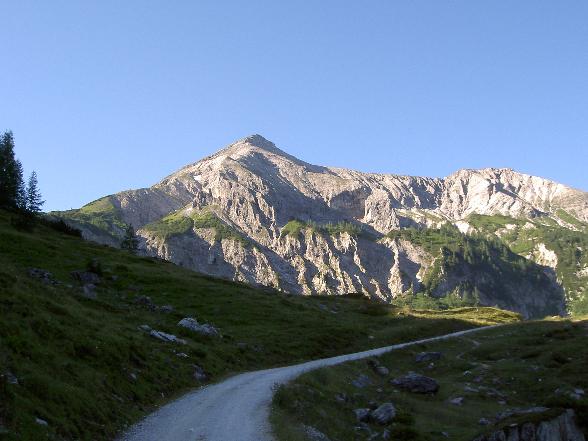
xmin=120 ymin=326 xmax=497 ymax=441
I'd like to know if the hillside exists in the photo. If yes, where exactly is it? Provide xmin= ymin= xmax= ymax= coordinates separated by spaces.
xmin=52 ymin=135 xmax=588 ymax=317
xmin=0 ymin=210 xmax=518 ymax=440
xmin=272 ymin=318 xmax=588 ymax=441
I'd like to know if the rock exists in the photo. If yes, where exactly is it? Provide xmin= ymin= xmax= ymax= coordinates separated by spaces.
xmin=382 ymin=429 xmax=391 ymax=440
xmin=159 ymin=305 xmax=174 ymax=313
xmin=479 ymin=418 xmax=492 ymax=426
xmin=129 ymin=373 xmax=137 ymax=381
xmin=415 ymin=351 xmax=442 ymax=363
xmin=193 ymin=365 xmax=208 ymax=382
xmin=28 ymin=268 xmax=57 ymax=285
xmin=82 ymin=284 xmax=97 ymax=299
xmin=449 ymin=396 xmax=464 ymax=406
xmin=375 ymin=366 xmax=389 ymax=376
xmin=134 ymin=295 xmax=156 ymax=309
xmin=35 ymin=417 xmax=48 ymax=426
xmin=352 ymin=374 xmax=372 ymax=389
xmin=176 ymin=352 xmax=189 ymax=358
xmin=367 ymin=401 xmax=379 ymax=410
xmin=370 ymin=402 xmax=396 ymax=425
xmin=391 ymin=372 xmax=439 ymax=394
xmin=473 ymin=409 xmax=585 ymax=441
xmin=138 ymin=324 xmax=152 ymax=332
xmin=335 ymin=392 xmax=348 ymax=403
xmin=353 ymin=408 xmax=371 ymax=422
xmin=303 ymin=425 xmax=331 ymax=441
xmin=3 ymin=371 xmax=18 ymax=385
xmin=177 ymin=317 xmax=219 ymax=337
xmin=70 ymin=270 xmax=100 ymax=285
xmin=149 ymin=329 xmax=186 ymax=344
xmin=496 ymin=407 xmax=549 ymax=421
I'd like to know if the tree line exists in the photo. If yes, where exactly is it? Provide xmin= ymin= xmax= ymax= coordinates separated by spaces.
xmin=0 ymin=130 xmax=44 ymax=213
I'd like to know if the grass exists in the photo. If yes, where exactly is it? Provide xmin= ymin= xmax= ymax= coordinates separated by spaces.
xmin=50 ymin=197 xmax=127 ymax=242
xmin=272 ymin=317 xmax=588 ymax=441
xmin=466 ymin=214 xmax=588 ymax=315
xmin=142 ymin=208 xmax=248 ymax=245
xmin=280 ymin=220 xmax=363 ymax=238
xmin=0 ymin=209 xmax=519 ymax=440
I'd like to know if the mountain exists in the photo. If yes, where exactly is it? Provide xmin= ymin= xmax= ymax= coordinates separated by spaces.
xmin=52 ymin=135 xmax=588 ymax=318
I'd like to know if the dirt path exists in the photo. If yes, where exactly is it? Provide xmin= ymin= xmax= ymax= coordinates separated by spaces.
xmin=120 ymin=325 xmax=497 ymax=441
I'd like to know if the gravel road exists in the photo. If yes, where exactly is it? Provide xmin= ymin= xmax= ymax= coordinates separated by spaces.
xmin=120 ymin=325 xmax=496 ymax=441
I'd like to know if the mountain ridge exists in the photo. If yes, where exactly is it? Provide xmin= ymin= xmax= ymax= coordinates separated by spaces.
xmin=52 ymin=135 xmax=588 ymax=318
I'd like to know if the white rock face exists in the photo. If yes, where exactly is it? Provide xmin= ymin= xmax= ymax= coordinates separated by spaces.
xmin=69 ymin=135 xmax=587 ymax=315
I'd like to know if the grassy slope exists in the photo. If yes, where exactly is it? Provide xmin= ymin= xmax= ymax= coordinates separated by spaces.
xmin=141 ymin=208 xmax=248 ymax=245
xmin=0 ymin=210 xmax=518 ymax=441
xmin=272 ymin=318 xmax=588 ymax=441
xmin=467 ymin=214 xmax=588 ymax=315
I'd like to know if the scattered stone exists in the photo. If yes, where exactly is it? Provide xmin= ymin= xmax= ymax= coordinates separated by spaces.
xmin=464 ymin=385 xmax=479 ymax=393
xmin=176 ymin=352 xmax=189 ymax=358
xmin=479 ymin=418 xmax=492 ymax=426
xmin=382 ymin=429 xmax=391 ymax=440
xmin=177 ymin=317 xmax=220 ymax=337
xmin=70 ymin=270 xmax=100 ymax=285
xmin=496 ymin=407 xmax=549 ymax=421
xmin=391 ymin=372 xmax=439 ymax=394
xmin=473 ymin=409 xmax=585 ymax=441
xmin=159 ymin=305 xmax=174 ymax=314
xmin=353 ymin=408 xmax=371 ymax=422
xmin=134 ymin=295 xmax=156 ymax=310
xmin=574 ymin=388 xmax=585 ymax=396
xmin=368 ymin=401 xmax=379 ymax=410
xmin=375 ymin=366 xmax=389 ymax=376
xmin=449 ymin=397 xmax=464 ymax=406
xmin=138 ymin=324 xmax=152 ymax=332
xmin=193 ymin=365 xmax=208 ymax=382
xmin=35 ymin=417 xmax=48 ymax=426
xmin=149 ymin=330 xmax=186 ymax=344
xmin=82 ymin=284 xmax=97 ymax=299
xmin=3 ymin=371 xmax=18 ymax=385
xmin=335 ymin=392 xmax=348 ymax=403
xmin=28 ymin=268 xmax=57 ymax=285
xmin=352 ymin=374 xmax=372 ymax=389
xmin=370 ymin=403 xmax=396 ymax=425
xmin=441 ymin=432 xmax=450 ymax=438
xmin=303 ymin=425 xmax=331 ymax=441
xmin=129 ymin=373 xmax=137 ymax=382
xmin=415 ymin=351 xmax=442 ymax=363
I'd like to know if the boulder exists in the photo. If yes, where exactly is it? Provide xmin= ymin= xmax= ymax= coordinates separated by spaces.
xmin=449 ymin=396 xmax=465 ymax=406
xmin=415 ymin=351 xmax=442 ymax=363
xmin=177 ymin=317 xmax=219 ymax=337
xmin=35 ymin=418 xmax=48 ymax=426
xmin=159 ymin=305 xmax=174 ymax=314
xmin=193 ymin=365 xmax=208 ymax=382
xmin=375 ymin=366 xmax=390 ymax=376
xmin=82 ymin=284 xmax=97 ymax=299
xmin=472 ymin=409 xmax=585 ymax=441
xmin=370 ymin=402 xmax=396 ymax=425
xmin=134 ymin=295 xmax=156 ymax=310
xmin=149 ymin=330 xmax=186 ymax=344
xmin=352 ymin=374 xmax=372 ymax=389
xmin=28 ymin=268 xmax=57 ymax=285
xmin=391 ymin=372 xmax=439 ymax=394
xmin=353 ymin=408 xmax=371 ymax=422
xmin=303 ymin=425 xmax=331 ymax=441
xmin=70 ymin=270 xmax=100 ymax=285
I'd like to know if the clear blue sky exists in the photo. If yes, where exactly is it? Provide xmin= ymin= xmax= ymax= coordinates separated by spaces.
xmin=1 ymin=1 xmax=587 ymax=211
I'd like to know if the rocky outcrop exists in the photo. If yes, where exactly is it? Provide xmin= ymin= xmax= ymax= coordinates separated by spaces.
xmin=474 ymin=409 xmax=585 ymax=441
xmin=56 ymin=135 xmax=588 ymax=317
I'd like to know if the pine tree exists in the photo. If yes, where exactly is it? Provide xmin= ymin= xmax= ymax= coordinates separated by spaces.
xmin=0 ymin=131 xmax=24 ymax=209
xmin=121 ymin=225 xmax=139 ymax=252
xmin=25 ymin=171 xmax=44 ymax=213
